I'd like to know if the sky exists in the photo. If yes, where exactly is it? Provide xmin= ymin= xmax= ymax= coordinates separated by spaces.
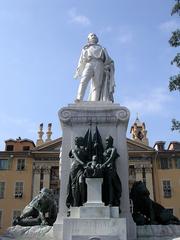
xmin=0 ymin=0 xmax=179 ymax=150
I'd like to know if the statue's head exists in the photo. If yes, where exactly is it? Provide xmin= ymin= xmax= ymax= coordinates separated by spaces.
xmin=105 ymin=135 xmax=113 ymax=147
xmin=75 ymin=136 xmax=84 ymax=146
xmin=130 ymin=181 xmax=150 ymax=200
xmin=88 ymin=33 xmax=98 ymax=44
xmin=40 ymin=188 xmax=52 ymax=195
xmin=39 ymin=188 xmax=53 ymax=201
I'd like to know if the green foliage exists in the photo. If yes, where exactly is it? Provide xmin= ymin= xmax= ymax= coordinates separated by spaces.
xmin=171 ymin=0 xmax=180 ymax=15
xmin=169 ymin=29 xmax=180 ymax=47
xmin=169 ymin=74 xmax=180 ymax=91
xmin=171 ymin=53 xmax=180 ymax=67
xmin=169 ymin=2 xmax=180 ymax=133
xmin=171 ymin=119 xmax=180 ymax=132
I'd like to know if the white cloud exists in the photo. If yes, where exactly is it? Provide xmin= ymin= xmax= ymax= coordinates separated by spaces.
xmin=68 ymin=8 xmax=91 ymax=26
xmin=159 ymin=20 xmax=179 ymax=33
xmin=122 ymin=88 xmax=172 ymax=114
xmin=0 ymin=114 xmax=37 ymax=150
xmin=117 ymin=32 xmax=133 ymax=44
xmin=115 ymin=27 xmax=134 ymax=44
xmin=0 ymin=113 xmax=37 ymax=136
xmin=99 ymin=26 xmax=113 ymax=34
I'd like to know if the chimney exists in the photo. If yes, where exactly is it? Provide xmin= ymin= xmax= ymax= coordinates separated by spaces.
xmin=153 ymin=141 xmax=166 ymax=151
xmin=46 ymin=123 xmax=52 ymax=142
xmin=168 ymin=141 xmax=180 ymax=151
xmin=36 ymin=123 xmax=44 ymax=146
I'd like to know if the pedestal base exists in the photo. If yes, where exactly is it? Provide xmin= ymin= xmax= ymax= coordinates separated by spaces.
xmin=57 ymin=102 xmax=136 ymax=240
xmin=63 ymin=218 xmax=127 ymax=240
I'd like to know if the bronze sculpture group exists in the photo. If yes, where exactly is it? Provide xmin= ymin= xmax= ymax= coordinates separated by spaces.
xmin=66 ymin=127 xmax=122 ymax=209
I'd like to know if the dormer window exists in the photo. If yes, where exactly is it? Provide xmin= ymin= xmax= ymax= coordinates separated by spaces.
xmin=6 ymin=145 xmax=14 ymax=151
xmin=23 ymin=146 xmax=30 ymax=151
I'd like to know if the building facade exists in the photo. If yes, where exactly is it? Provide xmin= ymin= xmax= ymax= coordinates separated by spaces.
xmin=128 ymin=139 xmax=155 ymax=199
xmin=31 ymin=138 xmax=61 ymax=203
xmin=0 ymin=138 xmax=35 ymax=235
xmin=153 ymin=141 xmax=180 ymax=218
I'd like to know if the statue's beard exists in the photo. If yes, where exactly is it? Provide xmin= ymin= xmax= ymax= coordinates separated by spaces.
xmin=88 ymin=39 xmax=98 ymax=45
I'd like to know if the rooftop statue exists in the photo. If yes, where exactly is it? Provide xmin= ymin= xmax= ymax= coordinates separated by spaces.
xmin=13 ymin=188 xmax=57 ymax=226
xmin=74 ymin=33 xmax=115 ymax=102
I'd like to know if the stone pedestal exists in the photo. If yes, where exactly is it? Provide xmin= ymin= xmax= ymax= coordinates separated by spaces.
xmin=54 ymin=102 xmax=136 ymax=240
xmin=70 ymin=177 xmax=119 ymax=219
xmin=85 ymin=178 xmax=104 ymax=207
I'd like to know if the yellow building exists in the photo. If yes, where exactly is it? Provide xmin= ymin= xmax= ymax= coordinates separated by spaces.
xmin=0 ymin=138 xmax=35 ymax=235
xmin=153 ymin=141 xmax=180 ymax=218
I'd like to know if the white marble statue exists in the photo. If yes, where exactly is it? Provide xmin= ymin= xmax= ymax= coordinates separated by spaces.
xmin=74 ymin=33 xmax=115 ymax=102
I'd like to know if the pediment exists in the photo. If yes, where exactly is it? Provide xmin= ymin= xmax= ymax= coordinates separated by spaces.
xmin=32 ymin=137 xmax=154 ymax=153
xmin=32 ymin=138 xmax=62 ymax=152
xmin=127 ymin=138 xmax=155 ymax=152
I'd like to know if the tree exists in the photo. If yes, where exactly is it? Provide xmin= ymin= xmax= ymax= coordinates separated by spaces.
xmin=169 ymin=0 xmax=180 ymax=132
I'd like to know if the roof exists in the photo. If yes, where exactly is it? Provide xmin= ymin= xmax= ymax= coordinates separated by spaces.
xmin=5 ymin=138 xmax=35 ymax=147
xmin=127 ymin=138 xmax=155 ymax=152
xmin=32 ymin=137 xmax=62 ymax=152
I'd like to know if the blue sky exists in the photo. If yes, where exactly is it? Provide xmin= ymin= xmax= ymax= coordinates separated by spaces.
xmin=0 ymin=0 xmax=179 ymax=150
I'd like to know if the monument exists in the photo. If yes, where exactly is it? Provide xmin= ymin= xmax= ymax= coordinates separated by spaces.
xmin=54 ymin=33 xmax=136 ymax=240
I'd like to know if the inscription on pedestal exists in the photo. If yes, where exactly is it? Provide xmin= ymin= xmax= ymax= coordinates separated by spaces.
xmin=63 ymin=218 xmax=127 ymax=240
xmin=72 ymin=236 xmax=119 ymax=240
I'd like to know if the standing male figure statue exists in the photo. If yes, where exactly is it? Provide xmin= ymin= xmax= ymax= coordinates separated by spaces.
xmin=74 ymin=33 xmax=115 ymax=102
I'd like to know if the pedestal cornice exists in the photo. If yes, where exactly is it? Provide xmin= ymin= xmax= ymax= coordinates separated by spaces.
xmin=59 ymin=102 xmax=130 ymax=125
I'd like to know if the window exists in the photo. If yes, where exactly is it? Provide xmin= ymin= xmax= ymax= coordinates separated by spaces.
xmin=163 ymin=180 xmax=171 ymax=198
xmin=0 ymin=210 xmax=2 ymax=228
xmin=12 ymin=210 xmax=21 ymax=223
xmin=160 ymin=158 xmax=172 ymax=169
xmin=0 ymin=182 xmax=5 ymax=199
xmin=14 ymin=182 xmax=23 ymax=198
xmin=175 ymin=158 xmax=180 ymax=169
xmin=6 ymin=145 xmax=14 ymax=151
xmin=50 ymin=167 xmax=59 ymax=181
xmin=16 ymin=159 xmax=25 ymax=171
xmin=0 ymin=159 xmax=9 ymax=170
xmin=23 ymin=146 xmax=30 ymax=151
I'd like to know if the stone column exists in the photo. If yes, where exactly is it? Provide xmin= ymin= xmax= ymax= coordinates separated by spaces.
xmin=43 ymin=166 xmax=51 ymax=189
xmin=135 ymin=166 xmax=142 ymax=181
xmin=145 ymin=166 xmax=154 ymax=200
xmin=32 ymin=165 xmax=41 ymax=198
